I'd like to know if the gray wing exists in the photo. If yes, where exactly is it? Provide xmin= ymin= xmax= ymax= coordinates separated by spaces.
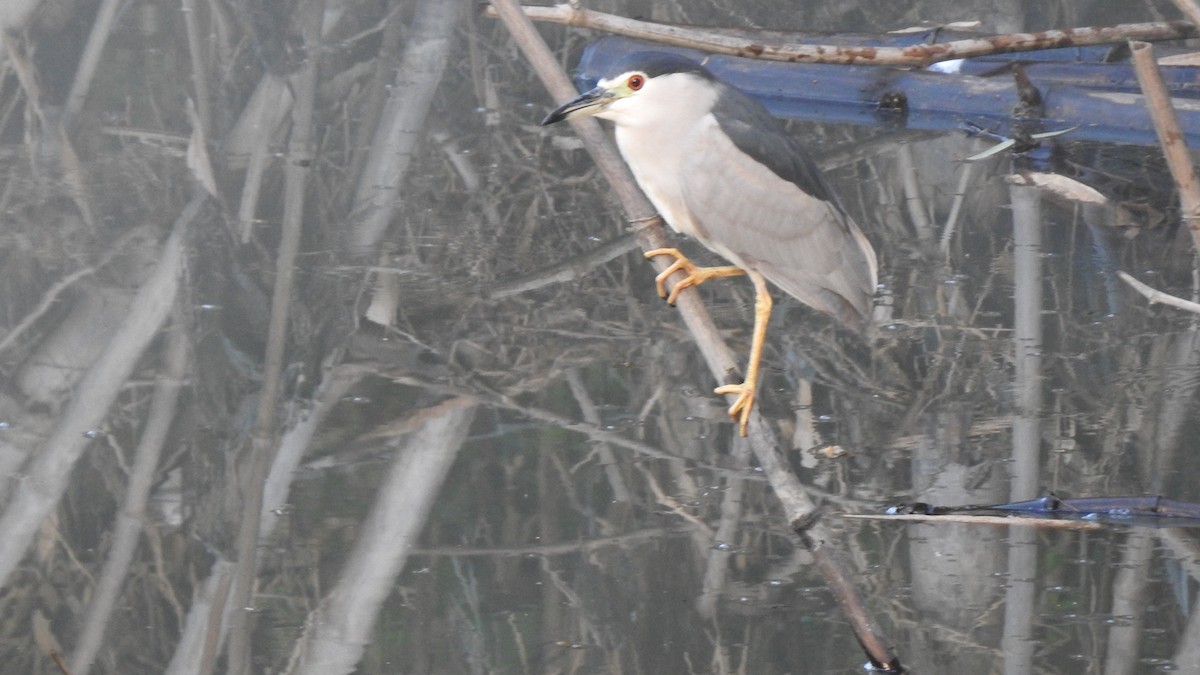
xmin=711 ymin=86 xmax=842 ymax=208
xmin=679 ymin=107 xmax=877 ymax=331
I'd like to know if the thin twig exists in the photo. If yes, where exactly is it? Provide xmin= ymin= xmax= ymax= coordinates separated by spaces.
xmin=488 ymin=232 xmax=641 ymax=298
xmin=0 ymin=267 xmax=93 ymax=354
xmin=565 ymin=368 xmax=631 ymax=501
xmin=339 ymin=2 xmax=406 ymax=45
xmin=415 ymin=525 xmax=695 ymax=556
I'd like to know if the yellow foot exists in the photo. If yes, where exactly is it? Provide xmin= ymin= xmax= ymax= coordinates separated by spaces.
xmin=644 ymin=248 xmax=743 ymax=305
xmin=714 ymin=381 xmax=755 ymax=437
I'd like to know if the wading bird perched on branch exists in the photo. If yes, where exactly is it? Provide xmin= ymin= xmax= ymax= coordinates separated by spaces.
xmin=542 ymin=52 xmax=877 ymax=436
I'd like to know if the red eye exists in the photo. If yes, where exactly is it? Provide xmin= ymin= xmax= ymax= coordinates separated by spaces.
xmin=628 ymin=74 xmax=644 ymax=90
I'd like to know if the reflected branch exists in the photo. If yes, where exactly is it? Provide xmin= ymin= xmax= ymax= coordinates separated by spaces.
xmin=0 ymin=193 xmax=199 ymax=589
xmin=68 ymin=321 xmax=189 ymax=675
xmin=1105 ymin=529 xmax=1155 ymax=670
xmin=348 ymin=0 xmax=461 ymax=251
xmin=1009 ymin=184 xmax=1042 ymax=499
xmin=284 ymin=398 xmax=478 ymax=674
xmin=1130 ymin=41 xmax=1200 ymax=246
xmin=62 ymin=0 xmax=123 ymax=131
xmin=224 ymin=0 xmax=323 ymax=671
xmin=565 ymin=368 xmax=631 ymax=501
xmin=258 ymin=363 xmax=372 ymax=540
xmin=1118 ymin=270 xmax=1200 ymax=314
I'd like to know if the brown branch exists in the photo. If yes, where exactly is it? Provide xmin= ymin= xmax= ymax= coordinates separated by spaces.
xmin=1130 ymin=41 xmax=1200 ymax=248
xmin=490 ymin=0 xmax=900 ymax=669
xmin=484 ymin=5 xmax=1198 ymax=67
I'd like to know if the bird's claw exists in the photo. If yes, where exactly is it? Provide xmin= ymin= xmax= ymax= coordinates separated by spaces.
xmin=714 ymin=381 xmax=755 ymax=437
xmin=644 ymin=248 xmax=694 ymax=304
xmin=644 ymin=248 xmax=744 ymax=305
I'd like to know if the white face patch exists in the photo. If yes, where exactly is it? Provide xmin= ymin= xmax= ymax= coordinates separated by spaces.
xmin=589 ymin=70 xmax=648 ymax=123
xmin=593 ymin=71 xmax=716 ymax=128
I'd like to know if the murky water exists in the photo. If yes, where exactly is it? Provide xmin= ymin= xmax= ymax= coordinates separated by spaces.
xmin=0 ymin=0 xmax=1195 ymax=673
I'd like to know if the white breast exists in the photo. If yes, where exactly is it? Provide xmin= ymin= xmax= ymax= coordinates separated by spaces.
xmin=613 ymin=125 xmax=697 ymax=239
xmin=603 ymin=72 xmax=720 ymax=244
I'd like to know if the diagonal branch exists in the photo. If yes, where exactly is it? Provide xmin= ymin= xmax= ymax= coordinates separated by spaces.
xmin=489 ymin=0 xmax=900 ymax=669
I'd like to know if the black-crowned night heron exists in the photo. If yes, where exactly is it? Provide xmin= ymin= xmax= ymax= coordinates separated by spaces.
xmin=542 ymin=52 xmax=877 ymax=436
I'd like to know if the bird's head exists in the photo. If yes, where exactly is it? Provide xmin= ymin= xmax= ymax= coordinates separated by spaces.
xmin=541 ymin=52 xmax=716 ymax=127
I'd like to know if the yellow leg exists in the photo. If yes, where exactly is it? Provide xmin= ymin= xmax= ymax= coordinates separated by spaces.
xmin=713 ymin=271 xmax=772 ymax=437
xmin=644 ymin=248 xmax=744 ymax=305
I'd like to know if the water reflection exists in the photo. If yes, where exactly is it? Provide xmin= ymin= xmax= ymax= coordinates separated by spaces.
xmin=0 ymin=0 xmax=1196 ymax=673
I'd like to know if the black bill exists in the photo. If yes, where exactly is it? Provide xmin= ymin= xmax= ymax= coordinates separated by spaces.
xmin=541 ymin=87 xmax=613 ymax=125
